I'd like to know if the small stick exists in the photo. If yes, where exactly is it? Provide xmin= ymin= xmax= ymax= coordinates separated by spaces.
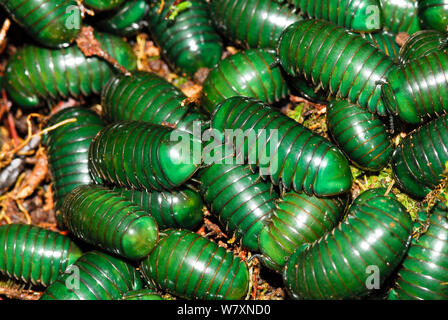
xmin=0 ymin=18 xmax=11 ymax=54
xmin=76 ymin=26 xmax=131 ymax=76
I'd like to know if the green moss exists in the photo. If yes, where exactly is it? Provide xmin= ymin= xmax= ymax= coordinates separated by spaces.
xmin=286 ymin=103 xmax=304 ymax=123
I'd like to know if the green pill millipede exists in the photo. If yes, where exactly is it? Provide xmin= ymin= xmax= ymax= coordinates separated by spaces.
xmin=202 ymin=48 xmax=289 ymax=113
xmin=382 ymin=51 xmax=448 ymax=124
xmin=59 ymin=185 xmax=159 ymax=260
xmin=113 ymin=187 xmax=204 ymax=230
xmin=0 ymin=224 xmax=82 ymax=287
xmin=101 ymin=71 xmax=206 ymax=134
xmin=278 ymin=0 xmax=383 ymax=32
xmin=208 ymin=0 xmax=324 ymax=104
xmin=83 ymin=0 xmax=125 ymax=11
xmin=418 ymin=0 xmax=448 ymax=32
xmin=258 ymin=191 xmax=347 ymax=272
xmin=289 ymin=75 xmax=328 ymax=104
xmin=210 ymin=0 xmax=301 ymax=50
xmin=399 ymin=29 xmax=447 ymax=63
xmin=326 ymin=100 xmax=393 ymax=171
xmin=140 ymin=229 xmax=250 ymax=300
xmin=95 ymin=0 xmax=149 ymax=36
xmin=283 ymin=188 xmax=412 ymax=300
xmin=41 ymin=251 xmax=142 ymax=300
xmin=88 ymin=121 xmax=201 ymax=191
xmin=277 ymin=19 xmax=395 ymax=116
xmin=361 ymin=30 xmax=400 ymax=61
xmin=389 ymin=200 xmax=448 ymax=300
xmin=198 ymin=163 xmax=278 ymax=252
xmin=3 ymin=32 xmax=137 ymax=109
xmin=379 ymin=0 xmax=421 ymax=34
xmin=211 ymin=97 xmax=352 ymax=197
xmin=391 ymin=114 xmax=448 ymax=199
xmin=43 ymin=107 xmax=105 ymax=215
xmin=0 ymin=0 xmax=81 ymax=48
xmin=122 ymin=289 xmax=164 ymax=300
xmin=146 ymin=0 xmax=223 ymax=76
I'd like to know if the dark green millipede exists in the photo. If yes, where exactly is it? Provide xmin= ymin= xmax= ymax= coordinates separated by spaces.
xmin=0 ymin=0 xmax=82 ymax=48
xmin=113 ymin=186 xmax=204 ymax=230
xmin=382 ymin=51 xmax=448 ymax=124
xmin=276 ymin=0 xmax=383 ymax=32
xmin=95 ymin=0 xmax=149 ymax=36
xmin=209 ymin=0 xmax=301 ymax=50
xmin=140 ymin=229 xmax=250 ymax=300
xmin=101 ymin=71 xmax=206 ymax=134
xmin=360 ymin=30 xmax=400 ymax=62
xmin=41 ymin=251 xmax=142 ymax=300
xmin=202 ymin=49 xmax=289 ymax=113
xmin=43 ymin=107 xmax=105 ymax=219
xmin=277 ymin=19 xmax=395 ymax=116
xmin=399 ymin=29 xmax=447 ymax=63
xmin=0 ymin=224 xmax=82 ymax=287
xmin=122 ymin=289 xmax=164 ymax=300
xmin=198 ymin=163 xmax=278 ymax=252
xmin=211 ymin=97 xmax=352 ymax=197
xmin=258 ymin=192 xmax=347 ymax=272
xmin=60 ymin=185 xmax=159 ymax=260
xmin=379 ymin=0 xmax=421 ymax=34
xmin=389 ymin=199 xmax=448 ymax=300
xmin=208 ymin=0 xmax=327 ymax=104
xmin=146 ymin=0 xmax=223 ymax=76
xmin=3 ymin=32 xmax=137 ymax=109
xmin=88 ymin=121 xmax=201 ymax=191
xmin=83 ymin=0 xmax=125 ymax=11
xmin=283 ymin=188 xmax=412 ymax=300
xmin=326 ymin=100 xmax=393 ymax=171
xmin=391 ymin=114 xmax=448 ymax=199
xmin=418 ymin=0 xmax=448 ymax=32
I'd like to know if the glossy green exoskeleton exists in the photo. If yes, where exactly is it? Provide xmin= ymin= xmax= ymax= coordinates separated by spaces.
xmin=3 ymin=31 xmax=137 ymax=109
xmin=258 ymin=192 xmax=347 ymax=272
xmin=399 ymin=29 xmax=447 ymax=63
xmin=284 ymin=188 xmax=412 ymax=299
xmin=43 ymin=107 xmax=105 ymax=217
xmin=101 ymin=71 xmax=206 ymax=134
xmin=0 ymin=0 xmax=82 ymax=48
xmin=83 ymin=0 xmax=125 ymax=11
xmin=379 ymin=0 xmax=421 ymax=34
xmin=202 ymin=49 xmax=289 ymax=113
xmin=60 ymin=185 xmax=158 ymax=260
xmin=88 ymin=122 xmax=201 ymax=191
xmin=389 ymin=199 xmax=448 ymax=300
xmin=277 ymin=19 xmax=395 ymax=116
xmin=146 ymin=0 xmax=223 ymax=76
xmin=391 ymin=114 xmax=448 ymax=198
xmin=140 ymin=229 xmax=250 ymax=300
xmin=122 ymin=289 xmax=163 ymax=300
xmin=361 ymin=30 xmax=400 ymax=61
xmin=418 ymin=0 xmax=448 ymax=32
xmin=276 ymin=0 xmax=383 ymax=32
xmin=211 ymin=97 xmax=352 ymax=196
xmin=113 ymin=187 xmax=204 ymax=230
xmin=41 ymin=251 xmax=142 ymax=300
xmin=198 ymin=163 xmax=278 ymax=251
xmin=382 ymin=51 xmax=448 ymax=124
xmin=327 ymin=100 xmax=393 ymax=171
xmin=95 ymin=0 xmax=149 ymax=36
xmin=210 ymin=0 xmax=301 ymax=50
xmin=0 ymin=224 xmax=82 ymax=287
